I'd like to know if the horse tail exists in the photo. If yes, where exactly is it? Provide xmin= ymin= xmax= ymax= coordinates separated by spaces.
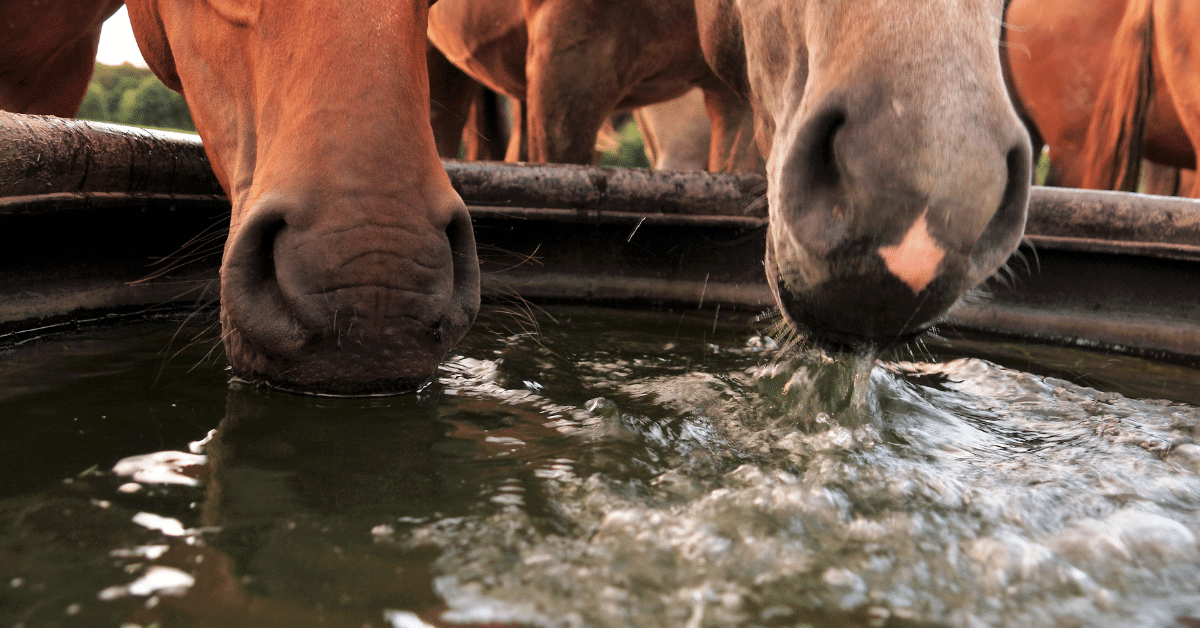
xmin=1080 ymin=0 xmax=1156 ymax=191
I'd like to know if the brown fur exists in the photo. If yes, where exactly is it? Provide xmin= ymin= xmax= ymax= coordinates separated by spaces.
xmin=428 ymin=0 xmax=760 ymax=172
xmin=1006 ymin=0 xmax=1199 ymax=196
xmin=1080 ymin=0 xmax=1156 ymax=191
xmin=0 ymin=0 xmax=123 ymax=116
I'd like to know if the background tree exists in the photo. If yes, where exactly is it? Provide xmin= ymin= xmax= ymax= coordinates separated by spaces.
xmin=77 ymin=63 xmax=195 ymax=132
xmin=116 ymin=74 xmax=194 ymax=130
xmin=76 ymin=82 xmax=109 ymax=121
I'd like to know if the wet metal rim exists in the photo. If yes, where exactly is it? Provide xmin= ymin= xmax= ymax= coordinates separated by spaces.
xmin=1 ymin=113 xmax=1198 ymax=360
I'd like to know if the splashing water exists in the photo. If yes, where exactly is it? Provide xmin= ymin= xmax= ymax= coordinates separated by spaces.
xmin=2 ymin=309 xmax=1200 ymax=628
xmin=410 ymin=320 xmax=1200 ymax=628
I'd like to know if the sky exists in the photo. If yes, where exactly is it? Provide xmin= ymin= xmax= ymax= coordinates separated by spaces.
xmin=96 ymin=6 xmax=148 ymax=67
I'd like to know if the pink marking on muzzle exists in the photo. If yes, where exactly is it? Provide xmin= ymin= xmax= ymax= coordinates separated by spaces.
xmin=877 ymin=209 xmax=946 ymax=295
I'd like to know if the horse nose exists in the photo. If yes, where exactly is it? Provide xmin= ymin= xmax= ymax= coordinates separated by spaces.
xmin=768 ymin=91 xmax=1031 ymax=348
xmin=966 ymin=140 xmax=1033 ymax=286
xmin=220 ymin=192 xmax=480 ymax=394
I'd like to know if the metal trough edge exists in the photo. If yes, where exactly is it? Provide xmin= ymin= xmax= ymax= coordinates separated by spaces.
xmin=2 ymin=114 xmax=1198 ymax=360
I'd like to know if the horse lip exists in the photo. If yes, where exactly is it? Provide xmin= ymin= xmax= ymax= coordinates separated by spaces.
xmin=772 ymin=274 xmax=942 ymax=351
xmin=767 ymin=232 xmax=964 ymax=350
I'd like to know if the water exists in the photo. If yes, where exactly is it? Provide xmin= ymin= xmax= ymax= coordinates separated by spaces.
xmin=2 ymin=307 xmax=1200 ymax=628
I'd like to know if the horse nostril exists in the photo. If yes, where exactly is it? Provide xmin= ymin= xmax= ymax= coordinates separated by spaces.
xmin=969 ymin=141 xmax=1032 ymax=274
xmin=803 ymin=106 xmax=847 ymax=191
xmin=444 ymin=201 xmax=481 ymax=324
xmin=222 ymin=207 xmax=288 ymax=300
xmin=220 ymin=206 xmax=309 ymax=358
xmin=252 ymin=219 xmax=286 ymax=288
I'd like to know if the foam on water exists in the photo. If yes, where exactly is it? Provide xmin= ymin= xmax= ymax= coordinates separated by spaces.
xmin=403 ymin=336 xmax=1200 ymax=628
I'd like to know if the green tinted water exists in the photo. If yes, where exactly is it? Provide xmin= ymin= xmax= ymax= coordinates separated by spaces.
xmin=2 ymin=307 xmax=1199 ymax=628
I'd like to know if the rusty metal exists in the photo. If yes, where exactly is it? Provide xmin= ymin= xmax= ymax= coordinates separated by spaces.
xmin=1025 ymin=187 xmax=1200 ymax=262
xmin=445 ymin=160 xmax=767 ymax=217
xmin=1 ymin=112 xmax=1198 ymax=360
xmin=944 ymin=247 xmax=1200 ymax=361
xmin=0 ymin=113 xmax=226 ymax=332
xmin=0 ymin=111 xmax=225 ymax=215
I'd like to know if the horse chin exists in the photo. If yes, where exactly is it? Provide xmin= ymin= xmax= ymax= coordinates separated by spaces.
xmin=765 ymin=232 xmax=965 ymax=353
xmin=219 ymin=285 xmax=477 ymax=397
xmin=221 ymin=321 xmax=456 ymax=397
xmin=219 ymin=278 xmax=476 ymax=396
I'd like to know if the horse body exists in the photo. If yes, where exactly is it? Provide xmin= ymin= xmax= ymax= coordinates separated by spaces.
xmin=428 ymin=0 xmax=758 ymax=171
xmin=698 ymin=0 xmax=1031 ymax=347
xmin=115 ymin=0 xmax=479 ymax=394
xmin=0 ymin=0 xmax=123 ymax=116
xmin=1006 ymin=0 xmax=1198 ymax=194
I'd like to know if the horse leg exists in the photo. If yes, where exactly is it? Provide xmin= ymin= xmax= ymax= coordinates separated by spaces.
xmin=701 ymin=83 xmax=762 ymax=174
xmin=634 ymin=106 xmax=665 ymax=169
xmin=1181 ymin=169 xmax=1197 ymax=195
xmin=1154 ymin=0 xmax=1200 ymax=197
xmin=523 ymin=4 xmax=621 ymax=164
xmin=463 ymin=89 xmax=511 ymax=161
xmin=504 ymin=99 xmax=527 ymax=162
xmin=427 ymin=42 xmax=481 ymax=159
xmin=1140 ymin=160 xmax=1181 ymax=195
xmin=1045 ymin=144 xmax=1090 ymax=189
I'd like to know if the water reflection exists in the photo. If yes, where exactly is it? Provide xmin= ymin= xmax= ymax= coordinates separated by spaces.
xmin=4 ymin=309 xmax=1200 ymax=628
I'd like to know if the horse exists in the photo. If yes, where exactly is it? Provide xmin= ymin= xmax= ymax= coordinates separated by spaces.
xmin=431 ymin=0 xmax=1029 ymax=348
xmin=1004 ymin=0 xmax=1198 ymax=195
xmin=3 ymin=0 xmax=481 ymax=395
xmin=636 ymin=88 xmax=717 ymax=171
xmin=427 ymin=42 xmax=513 ymax=161
xmin=427 ymin=0 xmax=760 ymax=173
xmin=632 ymin=86 xmax=778 ymax=172
xmin=694 ymin=0 xmax=1031 ymax=348
xmin=0 ymin=0 xmax=124 ymax=116
xmin=442 ymin=0 xmax=1031 ymax=349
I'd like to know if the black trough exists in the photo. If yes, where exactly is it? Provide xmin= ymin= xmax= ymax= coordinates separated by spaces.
xmin=2 ymin=112 xmax=1198 ymax=361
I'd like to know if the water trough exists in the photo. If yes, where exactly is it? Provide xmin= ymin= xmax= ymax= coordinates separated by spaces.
xmin=5 ymin=113 xmax=1200 ymax=628
xmin=2 ymin=111 xmax=1198 ymax=362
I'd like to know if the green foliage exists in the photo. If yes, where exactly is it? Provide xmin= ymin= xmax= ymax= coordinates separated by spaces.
xmin=116 ymin=75 xmax=194 ymax=130
xmin=78 ymin=63 xmax=195 ymax=132
xmin=598 ymin=119 xmax=651 ymax=169
xmin=1035 ymin=147 xmax=1050 ymax=185
xmin=107 ymin=75 xmax=144 ymax=116
xmin=76 ymin=82 xmax=109 ymax=121
xmin=90 ymin=62 xmax=148 ymax=91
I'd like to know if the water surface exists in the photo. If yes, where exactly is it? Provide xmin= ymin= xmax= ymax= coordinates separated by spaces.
xmin=2 ymin=307 xmax=1199 ymax=628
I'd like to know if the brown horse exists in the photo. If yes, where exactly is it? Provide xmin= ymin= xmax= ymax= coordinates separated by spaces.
xmin=427 ymin=0 xmax=759 ymax=173
xmin=0 ymin=0 xmax=124 ymax=116
xmin=3 ymin=0 xmax=480 ymax=394
xmin=427 ymin=42 xmax=513 ymax=161
xmin=1005 ymin=0 xmax=1198 ymax=195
